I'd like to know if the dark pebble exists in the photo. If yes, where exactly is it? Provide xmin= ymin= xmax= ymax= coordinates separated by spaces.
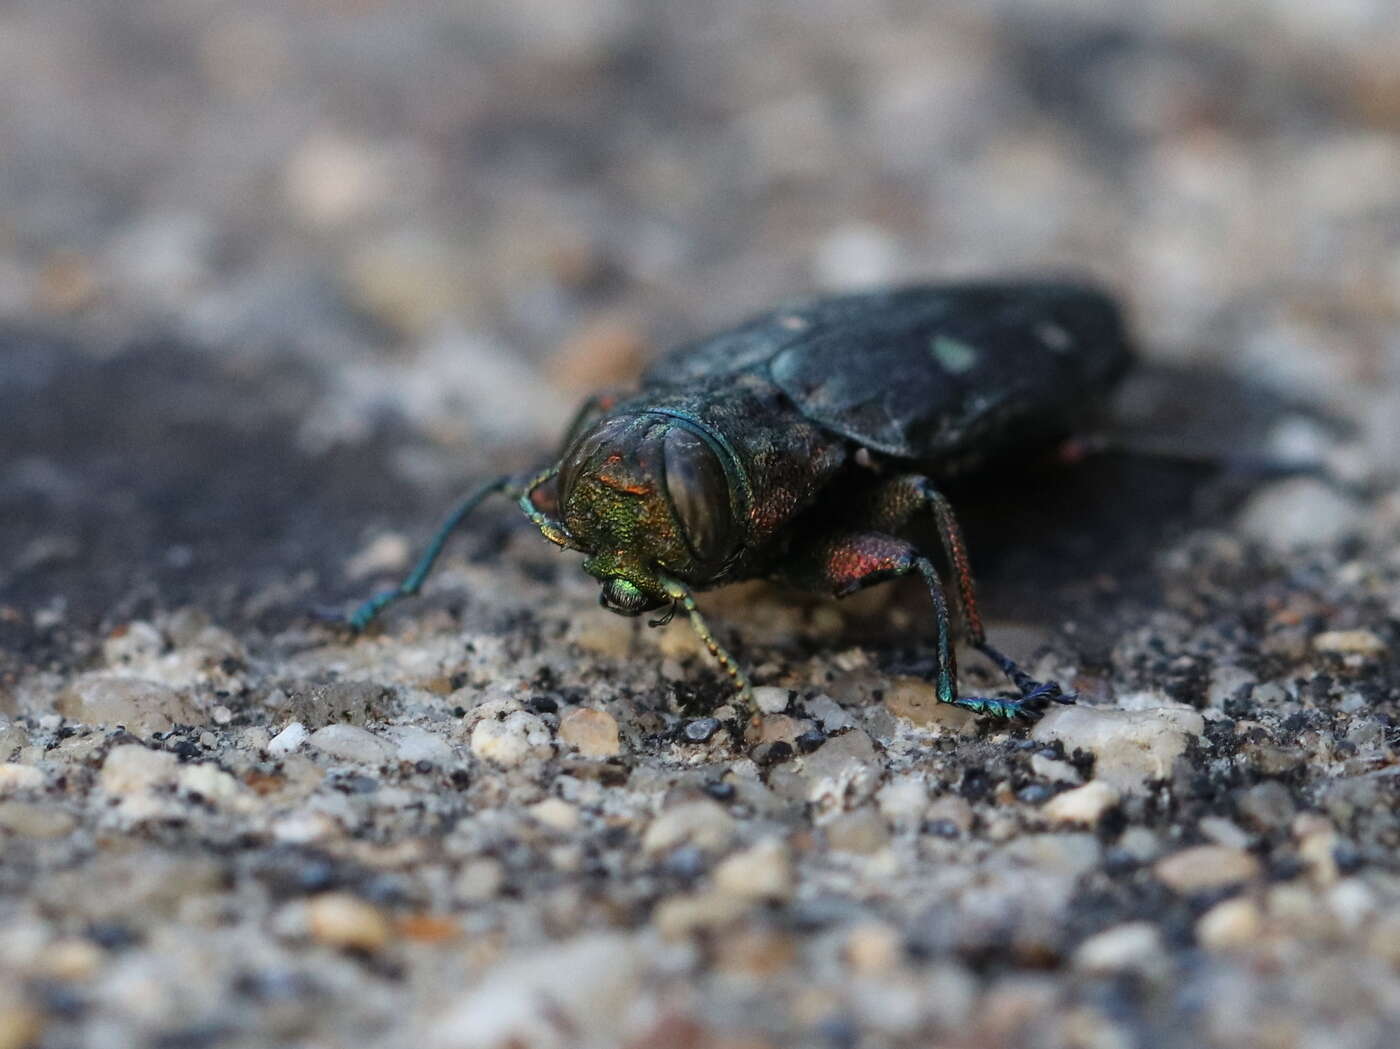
xmin=1103 ymin=847 xmax=1140 ymax=875
xmin=1018 ymin=783 xmax=1054 ymax=804
xmin=661 ymin=845 xmax=707 ymax=882
xmin=86 ymin=922 xmax=140 ymax=951
xmin=703 ymin=780 xmax=735 ymax=802
xmin=171 ymin=739 xmax=201 ymax=761
xmin=751 ymin=740 xmax=794 ymax=766
xmin=1334 ymin=840 xmax=1364 ymax=874
xmin=795 ymin=728 xmax=826 ymax=753
xmin=925 ymin=819 xmax=961 ymax=839
xmin=816 ymin=1015 xmax=859 ymax=1049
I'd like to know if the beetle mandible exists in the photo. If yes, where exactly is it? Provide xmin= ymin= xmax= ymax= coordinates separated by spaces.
xmin=348 ymin=282 xmax=1132 ymax=719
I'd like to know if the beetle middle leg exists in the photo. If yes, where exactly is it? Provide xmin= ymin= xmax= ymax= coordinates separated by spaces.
xmin=779 ymin=530 xmax=1009 ymax=715
xmin=856 ymin=473 xmax=1074 ymax=705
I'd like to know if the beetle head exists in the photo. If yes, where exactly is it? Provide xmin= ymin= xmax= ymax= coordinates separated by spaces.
xmin=535 ymin=412 xmax=744 ymax=616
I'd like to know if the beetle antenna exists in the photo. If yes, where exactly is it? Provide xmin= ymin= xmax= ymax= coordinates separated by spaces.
xmin=659 ymin=575 xmax=753 ymax=706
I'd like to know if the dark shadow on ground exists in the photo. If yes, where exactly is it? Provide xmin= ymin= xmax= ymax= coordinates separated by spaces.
xmin=0 ymin=332 xmax=436 ymax=678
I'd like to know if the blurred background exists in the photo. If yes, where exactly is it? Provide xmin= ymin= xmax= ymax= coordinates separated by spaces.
xmin=5 ymin=0 xmax=1400 ymax=417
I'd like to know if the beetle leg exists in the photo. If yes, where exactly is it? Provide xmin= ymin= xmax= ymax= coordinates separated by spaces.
xmin=659 ymin=575 xmax=755 ymax=711
xmin=852 ymin=474 xmax=1076 ymax=706
xmin=782 ymin=529 xmax=1068 ymax=718
xmin=347 ymin=473 xmax=522 ymax=631
xmin=516 ymin=465 xmax=581 ymax=549
xmin=854 ymin=475 xmax=983 ymax=640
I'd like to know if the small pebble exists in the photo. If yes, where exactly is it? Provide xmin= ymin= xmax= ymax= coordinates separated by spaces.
xmin=843 ymin=921 xmax=902 ymax=974
xmin=1033 ymin=705 xmax=1204 ymax=795
xmin=1235 ymin=781 xmax=1296 ymax=831
xmin=1030 ymin=754 xmax=1082 ymax=785
xmin=1196 ymin=897 xmax=1264 ymax=951
xmin=1199 ymin=817 xmax=1251 ymax=850
xmin=100 ymin=744 xmax=179 ymax=795
xmin=470 ymin=712 xmax=553 ymax=768
xmin=177 ymin=763 xmax=243 ymax=805
xmin=1311 ymin=629 xmax=1387 ymax=657
xmin=0 ymin=764 xmax=43 ymax=795
xmin=1073 ymin=922 xmax=1165 ymax=974
xmin=883 ymin=677 xmax=975 ymax=732
xmin=528 ymin=797 xmax=579 ymax=832
xmin=876 ymin=775 xmax=928 ymax=827
xmin=683 ymin=717 xmax=720 ymax=742
xmin=1155 ymin=846 xmax=1261 ymax=892
xmin=750 ymin=740 xmax=794 ymax=766
xmin=307 ymin=724 xmax=394 ymax=765
xmin=384 ymin=724 xmax=455 ymax=765
xmin=642 ymin=800 xmax=735 ymax=855
xmin=924 ymin=795 xmax=974 ymax=834
xmin=751 ymin=686 xmax=791 ymax=715
xmin=558 ymin=708 xmax=621 ymax=759
xmin=0 ymin=801 xmax=75 ymax=838
xmin=714 ymin=839 xmax=794 ymax=903
xmin=825 ymin=807 xmax=890 ymax=854
xmin=57 ymin=674 xmax=199 ymax=735
xmin=1042 ymin=781 xmax=1119 ymax=826
xmin=306 ymin=893 xmax=392 ymax=952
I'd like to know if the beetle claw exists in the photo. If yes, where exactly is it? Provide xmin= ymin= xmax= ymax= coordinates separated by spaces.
xmin=1019 ymin=680 xmax=1077 ymax=706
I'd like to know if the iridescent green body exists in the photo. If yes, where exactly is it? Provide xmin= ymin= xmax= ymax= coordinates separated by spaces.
xmin=350 ymin=282 xmax=1132 ymax=719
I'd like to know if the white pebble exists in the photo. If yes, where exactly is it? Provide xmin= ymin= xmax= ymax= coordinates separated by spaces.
xmin=384 ymin=724 xmax=455 ymax=765
xmin=751 ymin=687 xmax=791 ymax=715
xmin=1032 ymin=705 xmax=1203 ymax=795
xmin=307 ymin=724 xmax=394 ymax=765
xmin=1042 ymin=780 xmax=1119 ymax=825
xmin=99 ymin=744 xmax=179 ymax=796
xmin=714 ymin=838 xmax=793 ymax=902
xmin=469 ymin=712 xmax=552 ymax=769
xmin=0 ymin=764 xmax=43 ymax=795
xmin=1074 ymin=922 xmax=1165 ymax=974
xmin=266 ymin=721 xmax=309 ymax=756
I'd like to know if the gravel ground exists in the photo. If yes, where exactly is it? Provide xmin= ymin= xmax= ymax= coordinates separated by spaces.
xmin=2 ymin=3 xmax=1400 ymax=1048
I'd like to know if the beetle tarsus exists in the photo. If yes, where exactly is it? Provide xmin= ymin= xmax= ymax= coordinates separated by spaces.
xmin=348 ymin=590 xmax=399 ymax=632
xmin=947 ymin=695 xmax=1032 ymax=718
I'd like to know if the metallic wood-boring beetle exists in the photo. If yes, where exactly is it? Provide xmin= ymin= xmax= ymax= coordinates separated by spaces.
xmin=349 ymin=283 xmax=1132 ymax=719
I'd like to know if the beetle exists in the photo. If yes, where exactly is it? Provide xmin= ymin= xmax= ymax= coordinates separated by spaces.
xmin=347 ymin=282 xmax=1132 ymax=719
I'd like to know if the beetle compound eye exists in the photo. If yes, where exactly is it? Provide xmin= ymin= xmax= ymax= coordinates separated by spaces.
xmin=663 ymin=426 xmax=735 ymax=564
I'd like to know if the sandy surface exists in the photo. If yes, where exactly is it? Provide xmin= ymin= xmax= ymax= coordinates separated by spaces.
xmin=2 ymin=3 xmax=1399 ymax=1048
